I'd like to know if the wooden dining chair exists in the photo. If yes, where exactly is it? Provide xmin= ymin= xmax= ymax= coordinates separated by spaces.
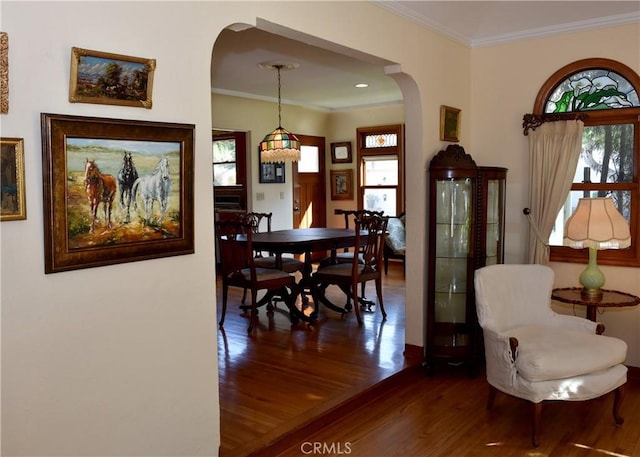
xmin=333 ymin=209 xmax=384 ymax=261
xmin=320 ymin=209 xmax=384 ymax=307
xmin=245 ymin=212 xmax=304 ymax=274
xmin=242 ymin=212 xmax=305 ymax=309
xmin=311 ymin=214 xmax=389 ymax=325
xmin=215 ymin=218 xmax=299 ymax=334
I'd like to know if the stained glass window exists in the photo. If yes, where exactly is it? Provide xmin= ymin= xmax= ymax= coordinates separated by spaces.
xmin=545 ymin=69 xmax=639 ymax=113
xmin=357 ymin=125 xmax=404 ymax=216
xmin=535 ymin=58 xmax=640 ymax=267
xmin=364 ymin=133 xmax=397 ymax=148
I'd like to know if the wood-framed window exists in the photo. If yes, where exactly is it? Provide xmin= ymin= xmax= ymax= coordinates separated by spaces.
xmin=356 ymin=124 xmax=405 ymax=217
xmin=533 ymin=58 xmax=640 ymax=267
xmin=212 ymin=130 xmax=247 ymax=211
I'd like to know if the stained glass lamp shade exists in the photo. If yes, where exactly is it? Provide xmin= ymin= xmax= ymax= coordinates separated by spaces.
xmin=259 ymin=64 xmax=300 ymax=163
xmin=564 ymin=197 xmax=631 ymax=299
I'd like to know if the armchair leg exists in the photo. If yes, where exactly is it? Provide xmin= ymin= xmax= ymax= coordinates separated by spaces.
xmin=613 ymin=384 xmax=626 ymax=426
xmin=531 ymin=402 xmax=542 ymax=448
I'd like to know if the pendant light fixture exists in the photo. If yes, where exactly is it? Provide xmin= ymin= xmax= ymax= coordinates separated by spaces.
xmin=259 ymin=62 xmax=301 ymax=163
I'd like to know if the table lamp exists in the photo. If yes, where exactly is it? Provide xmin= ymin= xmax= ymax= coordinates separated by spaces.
xmin=564 ymin=197 xmax=631 ymax=300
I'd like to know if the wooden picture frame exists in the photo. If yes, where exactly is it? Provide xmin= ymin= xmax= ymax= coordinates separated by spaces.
xmin=331 ymin=141 xmax=352 ymax=164
xmin=1 ymin=32 xmax=8 ymax=114
xmin=1 ymin=137 xmax=26 ymax=221
xmin=69 ymin=47 xmax=155 ymax=109
xmin=41 ymin=113 xmax=194 ymax=273
xmin=440 ymin=105 xmax=461 ymax=142
xmin=330 ymin=169 xmax=353 ymax=200
xmin=258 ymin=150 xmax=285 ymax=183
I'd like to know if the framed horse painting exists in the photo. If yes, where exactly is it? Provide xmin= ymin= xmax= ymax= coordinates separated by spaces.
xmin=41 ymin=113 xmax=194 ymax=273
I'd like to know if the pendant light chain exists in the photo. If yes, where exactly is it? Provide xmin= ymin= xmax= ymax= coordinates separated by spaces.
xmin=277 ymin=65 xmax=282 ymax=128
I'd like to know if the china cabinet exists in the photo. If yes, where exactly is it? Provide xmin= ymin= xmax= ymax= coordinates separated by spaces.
xmin=426 ymin=145 xmax=507 ymax=374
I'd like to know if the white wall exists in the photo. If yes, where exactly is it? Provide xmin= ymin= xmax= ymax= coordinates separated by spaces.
xmin=1 ymin=2 xmax=222 ymax=455
xmin=471 ymin=23 xmax=640 ymax=366
xmin=1 ymin=2 xmax=470 ymax=455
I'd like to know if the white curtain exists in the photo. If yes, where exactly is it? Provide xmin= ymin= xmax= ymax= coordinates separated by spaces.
xmin=526 ymin=120 xmax=584 ymax=264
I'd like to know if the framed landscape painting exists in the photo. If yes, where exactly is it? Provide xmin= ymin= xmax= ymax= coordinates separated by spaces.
xmin=1 ymin=137 xmax=26 ymax=221
xmin=69 ymin=47 xmax=155 ymax=108
xmin=330 ymin=169 xmax=353 ymax=200
xmin=440 ymin=105 xmax=461 ymax=142
xmin=41 ymin=113 xmax=194 ymax=273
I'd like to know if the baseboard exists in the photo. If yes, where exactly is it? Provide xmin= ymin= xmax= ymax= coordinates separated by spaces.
xmin=627 ymin=365 xmax=640 ymax=380
xmin=404 ymin=343 xmax=424 ymax=366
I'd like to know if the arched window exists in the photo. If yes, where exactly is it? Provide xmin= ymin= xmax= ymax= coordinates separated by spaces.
xmin=533 ymin=58 xmax=640 ymax=267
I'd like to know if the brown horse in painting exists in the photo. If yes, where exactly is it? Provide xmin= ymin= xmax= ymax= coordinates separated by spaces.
xmin=84 ymin=159 xmax=117 ymax=233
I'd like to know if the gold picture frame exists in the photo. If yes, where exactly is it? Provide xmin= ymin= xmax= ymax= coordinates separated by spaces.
xmin=1 ymin=137 xmax=26 ymax=221
xmin=330 ymin=169 xmax=353 ymax=201
xmin=440 ymin=105 xmax=461 ymax=142
xmin=69 ymin=47 xmax=155 ymax=109
xmin=1 ymin=31 xmax=8 ymax=114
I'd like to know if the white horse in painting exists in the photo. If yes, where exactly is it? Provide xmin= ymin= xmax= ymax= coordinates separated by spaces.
xmin=132 ymin=156 xmax=172 ymax=224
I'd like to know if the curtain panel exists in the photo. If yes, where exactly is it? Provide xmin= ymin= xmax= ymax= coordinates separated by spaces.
xmin=526 ymin=120 xmax=584 ymax=264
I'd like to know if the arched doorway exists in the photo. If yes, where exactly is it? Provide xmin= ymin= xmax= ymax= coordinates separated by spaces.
xmin=211 ymin=20 xmax=423 ymax=455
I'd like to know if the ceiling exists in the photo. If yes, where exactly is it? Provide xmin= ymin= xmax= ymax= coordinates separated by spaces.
xmin=211 ymin=1 xmax=640 ymax=111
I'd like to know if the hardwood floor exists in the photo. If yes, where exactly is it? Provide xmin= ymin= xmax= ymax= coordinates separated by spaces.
xmin=217 ymin=262 xmax=409 ymax=456
xmin=270 ymin=369 xmax=640 ymax=457
xmin=218 ymin=263 xmax=640 ymax=456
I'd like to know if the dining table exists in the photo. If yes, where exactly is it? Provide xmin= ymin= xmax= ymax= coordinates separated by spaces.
xmin=247 ymin=227 xmax=364 ymax=323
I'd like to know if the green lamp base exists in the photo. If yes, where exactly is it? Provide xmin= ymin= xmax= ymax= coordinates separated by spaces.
xmin=579 ymin=246 xmax=605 ymax=301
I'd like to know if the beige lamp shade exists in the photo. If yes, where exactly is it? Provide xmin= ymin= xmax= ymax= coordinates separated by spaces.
xmin=564 ymin=197 xmax=631 ymax=250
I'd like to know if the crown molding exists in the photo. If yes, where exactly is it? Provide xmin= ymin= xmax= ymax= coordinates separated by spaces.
xmin=372 ymin=1 xmax=640 ymax=48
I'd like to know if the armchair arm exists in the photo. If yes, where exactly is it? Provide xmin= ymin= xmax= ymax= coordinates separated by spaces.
xmin=481 ymin=326 xmax=519 ymax=389
xmin=549 ymin=313 xmax=600 ymax=334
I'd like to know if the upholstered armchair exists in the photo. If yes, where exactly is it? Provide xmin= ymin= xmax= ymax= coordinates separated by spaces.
xmin=474 ymin=264 xmax=627 ymax=447
xmin=383 ymin=212 xmax=405 ymax=274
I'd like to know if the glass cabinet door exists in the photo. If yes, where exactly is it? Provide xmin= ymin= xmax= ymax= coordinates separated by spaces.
xmin=485 ymin=179 xmax=501 ymax=265
xmin=478 ymin=168 xmax=507 ymax=268
xmin=434 ymin=178 xmax=471 ymax=346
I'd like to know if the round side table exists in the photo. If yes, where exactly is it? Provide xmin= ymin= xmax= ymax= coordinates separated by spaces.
xmin=551 ymin=287 xmax=640 ymax=321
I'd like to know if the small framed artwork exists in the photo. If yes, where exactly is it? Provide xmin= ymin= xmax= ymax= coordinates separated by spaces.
xmin=259 ymin=151 xmax=285 ymax=183
xmin=331 ymin=141 xmax=352 ymax=164
xmin=1 ymin=137 xmax=26 ymax=221
xmin=69 ymin=47 xmax=155 ymax=109
xmin=440 ymin=105 xmax=461 ymax=142
xmin=330 ymin=169 xmax=353 ymax=201
xmin=41 ymin=113 xmax=194 ymax=273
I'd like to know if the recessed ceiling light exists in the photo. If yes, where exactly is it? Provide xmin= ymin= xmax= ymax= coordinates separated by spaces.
xmin=355 ymin=83 xmax=369 ymax=88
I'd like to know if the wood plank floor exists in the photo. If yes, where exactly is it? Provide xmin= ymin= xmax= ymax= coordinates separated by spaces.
xmin=270 ymin=369 xmax=640 ymax=457
xmin=218 ymin=263 xmax=640 ymax=456
xmin=217 ymin=262 xmax=409 ymax=457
